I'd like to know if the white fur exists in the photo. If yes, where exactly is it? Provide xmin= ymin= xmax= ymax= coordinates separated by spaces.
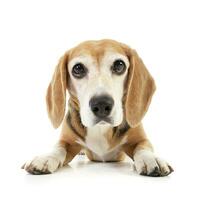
xmin=86 ymin=125 xmax=110 ymax=157
xmin=23 ymin=144 xmax=67 ymax=174
xmin=134 ymin=149 xmax=171 ymax=175
xmin=77 ymin=124 xmax=127 ymax=162
xmin=68 ymin=52 xmax=129 ymax=127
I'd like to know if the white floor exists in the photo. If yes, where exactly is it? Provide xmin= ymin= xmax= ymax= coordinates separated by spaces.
xmin=1 ymin=154 xmax=199 ymax=200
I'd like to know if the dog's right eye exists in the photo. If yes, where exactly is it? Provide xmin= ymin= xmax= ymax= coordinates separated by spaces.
xmin=72 ymin=63 xmax=87 ymax=79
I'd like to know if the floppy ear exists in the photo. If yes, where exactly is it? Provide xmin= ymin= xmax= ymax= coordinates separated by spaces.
xmin=125 ymin=49 xmax=156 ymax=128
xmin=46 ymin=53 xmax=68 ymax=128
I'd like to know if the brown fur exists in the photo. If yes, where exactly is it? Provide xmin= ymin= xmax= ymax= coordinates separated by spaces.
xmin=46 ymin=39 xmax=156 ymax=163
xmin=46 ymin=53 xmax=68 ymax=128
xmin=124 ymin=49 xmax=156 ymax=128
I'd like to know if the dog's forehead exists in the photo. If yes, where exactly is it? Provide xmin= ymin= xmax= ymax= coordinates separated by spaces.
xmin=68 ymin=40 xmax=127 ymax=61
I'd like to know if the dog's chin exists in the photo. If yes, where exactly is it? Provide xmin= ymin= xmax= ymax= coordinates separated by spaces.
xmin=81 ymin=112 xmax=123 ymax=127
xmin=97 ymin=121 xmax=109 ymax=125
xmin=94 ymin=120 xmax=112 ymax=127
xmin=83 ymin=118 xmax=122 ymax=128
xmin=81 ymin=118 xmax=113 ymax=127
xmin=95 ymin=117 xmax=113 ymax=125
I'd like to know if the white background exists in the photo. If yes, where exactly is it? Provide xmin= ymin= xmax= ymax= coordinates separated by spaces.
xmin=0 ymin=0 xmax=200 ymax=199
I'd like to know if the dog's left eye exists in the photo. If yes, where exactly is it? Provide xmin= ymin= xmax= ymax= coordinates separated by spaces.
xmin=72 ymin=63 xmax=87 ymax=79
xmin=111 ymin=59 xmax=126 ymax=75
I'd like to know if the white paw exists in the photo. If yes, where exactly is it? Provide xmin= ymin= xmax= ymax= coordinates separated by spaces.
xmin=134 ymin=150 xmax=173 ymax=177
xmin=22 ymin=155 xmax=61 ymax=175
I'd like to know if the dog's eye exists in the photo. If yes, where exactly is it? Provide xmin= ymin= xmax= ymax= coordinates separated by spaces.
xmin=72 ymin=63 xmax=87 ymax=78
xmin=111 ymin=59 xmax=126 ymax=75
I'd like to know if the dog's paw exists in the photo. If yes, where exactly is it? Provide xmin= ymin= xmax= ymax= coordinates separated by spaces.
xmin=22 ymin=155 xmax=61 ymax=175
xmin=134 ymin=150 xmax=173 ymax=177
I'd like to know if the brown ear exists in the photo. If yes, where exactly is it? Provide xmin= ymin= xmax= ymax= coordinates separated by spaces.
xmin=125 ymin=49 xmax=156 ymax=128
xmin=46 ymin=53 xmax=68 ymax=128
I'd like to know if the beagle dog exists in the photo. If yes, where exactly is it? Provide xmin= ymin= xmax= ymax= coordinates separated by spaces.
xmin=22 ymin=39 xmax=173 ymax=176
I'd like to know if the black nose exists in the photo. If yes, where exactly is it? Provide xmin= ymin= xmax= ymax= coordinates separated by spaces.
xmin=89 ymin=95 xmax=114 ymax=118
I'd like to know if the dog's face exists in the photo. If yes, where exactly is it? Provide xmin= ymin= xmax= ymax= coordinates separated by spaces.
xmin=46 ymin=39 xmax=156 ymax=129
xmin=67 ymin=42 xmax=130 ymax=127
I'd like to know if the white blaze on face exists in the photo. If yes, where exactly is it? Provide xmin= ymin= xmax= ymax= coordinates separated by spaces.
xmin=68 ymin=51 xmax=129 ymax=127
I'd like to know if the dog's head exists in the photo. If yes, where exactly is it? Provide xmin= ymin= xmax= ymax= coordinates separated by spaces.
xmin=46 ymin=39 xmax=156 ymax=129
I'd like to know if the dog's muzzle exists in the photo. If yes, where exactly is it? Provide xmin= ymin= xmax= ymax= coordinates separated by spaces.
xmin=89 ymin=95 xmax=114 ymax=124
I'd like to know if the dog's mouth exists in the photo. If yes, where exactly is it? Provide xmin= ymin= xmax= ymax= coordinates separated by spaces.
xmin=94 ymin=117 xmax=113 ymax=126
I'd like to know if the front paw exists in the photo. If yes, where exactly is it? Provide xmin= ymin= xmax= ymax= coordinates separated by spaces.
xmin=22 ymin=155 xmax=61 ymax=175
xmin=134 ymin=150 xmax=173 ymax=177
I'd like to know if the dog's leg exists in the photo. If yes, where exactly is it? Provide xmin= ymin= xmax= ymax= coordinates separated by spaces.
xmin=22 ymin=141 xmax=81 ymax=175
xmin=22 ymin=114 xmax=83 ymax=175
xmin=124 ymin=124 xmax=173 ymax=177
xmin=133 ymin=141 xmax=173 ymax=177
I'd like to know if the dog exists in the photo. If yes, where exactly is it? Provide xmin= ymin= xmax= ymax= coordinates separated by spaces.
xmin=22 ymin=39 xmax=173 ymax=176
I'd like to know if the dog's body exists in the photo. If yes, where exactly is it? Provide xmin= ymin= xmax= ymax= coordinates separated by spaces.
xmin=22 ymin=39 xmax=173 ymax=176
